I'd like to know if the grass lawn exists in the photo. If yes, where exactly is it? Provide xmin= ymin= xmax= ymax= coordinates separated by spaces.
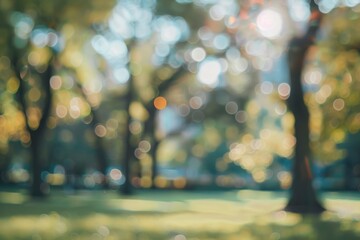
xmin=0 ymin=189 xmax=359 ymax=240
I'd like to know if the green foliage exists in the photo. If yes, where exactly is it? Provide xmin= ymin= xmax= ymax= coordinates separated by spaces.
xmin=310 ymin=7 xmax=360 ymax=163
xmin=0 ymin=0 xmax=115 ymax=26
xmin=156 ymin=0 xmax=207 ymax=30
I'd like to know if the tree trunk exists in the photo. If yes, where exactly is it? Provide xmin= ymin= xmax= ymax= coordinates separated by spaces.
xmin=142 ymin=103 xmax=159 ymax=188
xmin=15 ymin=61 xmax=53 ymax=197
xmin=285 ymin=87 xmax=324 ymax=212
xmin=145 ymin=67 xmax=187 ymax=188
xmin=344 ymin=161 xmax=352 ymax=190
xmin=149 ymin=114 xmax=160 ymax=188
xmin=285 ymin=3 xmax=325 ymax=213
xmin=32 ymin=64 xmax=53 ymax=197
xmin=29 ymin=132 xmax=47 ymax=196
xmin=151 ymin=139 xmax=159 ymax=188
xmin=0 ymin=153 xmax=11 ymax=184
xmin=93 ymin=118 xmax=110 ymax=189
xmin=120 ymin=76 xmax=134 ymax=195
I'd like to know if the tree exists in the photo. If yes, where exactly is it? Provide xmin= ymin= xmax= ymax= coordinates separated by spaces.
xmin=91 ymin=0 xmax=207 ymax=193
xmin=284 ymin=1 xmax=325 ymax=213
xmin=0 ymin=0 xmax=115 ymax=196
xmin=198 ymin=0 xmax=360 ymax=212
xmin=142 ymin=67 xmax=188 ymax=188
xmin=1 ymin=5 xmax=55 ymax=196
xmin=167 ymin=0 xmax=358 ymax=209
xmin=285 ymin=1 xmax=360 ymax=213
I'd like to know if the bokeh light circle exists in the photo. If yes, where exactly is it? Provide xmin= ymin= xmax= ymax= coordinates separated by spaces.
xmin=154 ymin=96 xmax=167 ymax=110
xmin=256 ymin=9 xmax=283 ymax=39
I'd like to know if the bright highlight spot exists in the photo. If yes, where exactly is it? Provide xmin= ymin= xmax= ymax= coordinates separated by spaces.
xmin=154 ymin=96 xmax=167 ymax=110
xmin=260 ymin=81 xmax=274 ymax=95
xmin=56 ymin=105 xmax=67 ymax=118
xmin=189 ymin=96 xmax=203 ymax=109
xmin=234 ymin=58 xmax=248 ymax=73
xmin=333 ymin=98 xmax=345 ymax=111
xmin=160 ymin=24 xmax=181 ymax=43
xmin=213 ymin=34 xmax=230 ymax=50
xmin=6 ymin=77 xmax=19 ymax=93
xmin=50 ymin=76 xmax=62 ymax=90
xmin=209 ymin=4 xmax=227 ymax=21
xmin=197 ymin=59 xmax=222 ymax=87
xmin=344 ymin=0 xmax=360 ymax=7
xmin=289 ymin=0 xmax=310 ymax=22
xmin=304 ymin=68 xmax=322 ymax=85
xmin=129 ymin=121 xmax=142 ymax=135
xmin=318 ymin=0 xmax=338 ymax=13
xmin=113 ymin=67 xmax=130 ymax=84
xmin=256 ymin=9 xmax=283 ymax=39
xmin=278 ymin=83 xmax=290 ymax=99
xmin=139 ymin=140 xmax=151 ymax=153
xmin=109 ymin=169 xmax=122 ymax=181
xmin=95 ymin=124 xmax=107 ymax=137
xmin=191 ymin=47 xmax=206 ymax=62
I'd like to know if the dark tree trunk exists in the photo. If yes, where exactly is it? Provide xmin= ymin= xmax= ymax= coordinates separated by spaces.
xmin=29 ymin=132 xmax=46 ymax=196
xmin=151 ymin=142 xmax=159 ymax=185
xmin=92 ymin=113 xmax=110 ymax=189
xmin=31 ymin=64 xmax=53 ymax=197
xmin=121 ymin=76 xmax=134 ymax=195
xmin=150 ymin=139 xmax=160 ymax=188
xmin=143 ymin=67 xmax=187 ymax=187
xmin=0 ymin=153 xmax=11 ymax=184
xmin=145 ymin=108 xmax=159 ymax=188
xmin=15 ymin=59 xmax=53 ymax=197
xmin=344 ymin=156 xmax=352 ymax=190
xmin=285 ymin=2 xmax=325 ymax=213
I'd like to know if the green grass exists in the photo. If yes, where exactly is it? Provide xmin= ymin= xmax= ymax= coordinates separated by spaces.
xmin=0 ymin=189 xmax=359 ymax=239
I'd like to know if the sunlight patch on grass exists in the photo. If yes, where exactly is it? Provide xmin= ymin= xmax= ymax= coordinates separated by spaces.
xmin=0 ymin=192 xmax=28 ymax=204
xmin=0 ymin=213 xmax=68 ymax=240
xmin=256 ymin=211 xmax=303 ymax=226
xmin=160 ymin=212 xmax=251 ymax=233
xmin=107 ymin=199 xmax=187 ymax=212
xmin=236 ymin=190 xmax=287 ymax=200
xmin=325 ymin=199 xmax=360 ymax=219
xmin=187 ymin=199 xmax=241 ymax=215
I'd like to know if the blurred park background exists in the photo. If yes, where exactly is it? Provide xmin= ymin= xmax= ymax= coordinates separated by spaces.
xmin=0 ymin=0 xmax=360 ymax=239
